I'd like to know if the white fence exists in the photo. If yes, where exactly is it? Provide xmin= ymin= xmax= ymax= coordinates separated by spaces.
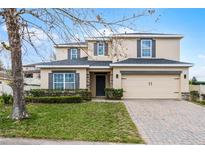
xmin=190 ymin=85 xmax=205 ymax=100
xmin=0 ymin=82 xmax=13 ymax=96
xmin=190 ymin=85 xmax=205 ymax=94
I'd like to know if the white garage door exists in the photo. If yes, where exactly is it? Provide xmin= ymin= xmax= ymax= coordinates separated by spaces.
xmin=122 ymin=75 xmax=180 ymax=99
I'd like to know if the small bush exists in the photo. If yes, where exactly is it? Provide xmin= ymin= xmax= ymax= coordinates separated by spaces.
xmin=0 ymin=97 xmax=3 ymax=108
xmin=191 ymin=81 xmax=205 ymax=85
xmin=105 ymin=88 xmax=123 ymax=100
xmin=190 ymin=91 xmax=199 ymax=102
xmin=0 ymin=93 xmax=13 ymax=105
xmin=25 ymin=95 xmax=82 ymax=104
xmin=25 ymin=89 xmax=92 ymax=101
xmin=196 ymin=100 xmax=205 ymax=105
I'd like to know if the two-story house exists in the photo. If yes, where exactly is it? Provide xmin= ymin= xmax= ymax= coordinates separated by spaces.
xmin=36 ymin=33 xmax=192 ymax=99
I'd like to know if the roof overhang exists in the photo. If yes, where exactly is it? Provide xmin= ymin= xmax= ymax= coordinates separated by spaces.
xmin=112 ymin=34 xmax=183 ymax=38
xmin=36 ymin=65 xmax=90 ymax=68
xmin=89 ymin=66 xmax=110 ymax=69
xmin=85 ymin=37 xmax=111 ymax=41
xmin=110 ymin=64 xmax=193 ymax=67
xmin=54 ymin=44 xmax=87 ymax=48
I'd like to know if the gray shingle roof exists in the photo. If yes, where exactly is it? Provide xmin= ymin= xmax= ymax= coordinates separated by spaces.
xmin=55 ymin=42 xmax=86 ymax=46
xmin=38 ymin=57 xmax=112 ymax=66
xmin=37 ymin=57 xmax=191 ymax=67
xmin=113 ymin=58 xmax=191 ymax=65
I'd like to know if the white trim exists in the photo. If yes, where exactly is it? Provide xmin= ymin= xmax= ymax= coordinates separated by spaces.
xmin=85 ymin=35 xmax=183 ymax=40
xmin=141 ymin=39 xmax=152 ymax=58
xmin=112 ymin=34 xmax=183 ymax=38
xmin=85 ymin=37 xmax=111 ymax=41
xmin=36 ymin=65 xmax=89 ymax=68
xmin=89 ymin=66 xmax=110 ymax=69
xmin=110 ymin=64 xmax=193 ymax=67
xmin=54 ymin=44 xmax=87 ymax=48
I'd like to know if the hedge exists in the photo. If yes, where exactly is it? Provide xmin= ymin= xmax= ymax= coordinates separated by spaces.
xmin=105 ymin=88 xmax=123 ymax=100
xmin=190 ymin=81 xmax=205 ymax=85
xmin=25 ymin=89 xmax=92 ymax=101
xmin=190 ymin=91 xmax=199 ymax=102
xmin=25 ymin=96 xmax=82 ymax=104
xmin=0 ymin=93 xmax=13 ymax=105
xmin=197 ymin=100 xmax=205 ymax=105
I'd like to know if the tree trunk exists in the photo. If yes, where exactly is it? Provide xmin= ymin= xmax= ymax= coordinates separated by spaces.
xmin=4 ymin=9 xmax=28 ymax=120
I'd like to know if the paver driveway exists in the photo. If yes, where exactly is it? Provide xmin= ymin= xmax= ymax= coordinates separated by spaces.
xmin=124 ymin=100 xmax=205 ymax=144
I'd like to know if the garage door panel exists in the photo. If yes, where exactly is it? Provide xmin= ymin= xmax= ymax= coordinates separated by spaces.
xmin=122 ymin=75 xmax=180 ymax=99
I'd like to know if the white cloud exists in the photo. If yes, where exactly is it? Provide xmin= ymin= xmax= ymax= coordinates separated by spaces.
xmin=190 ymin=65 xmax=205 ymax=81
xmin=26 ymin=27 xmax=59 ymax=46
xmin=92 ymin=27 xmax=135 ymax=37
xmin=1 ymin=25 xmax=7 ymax=32
xmin=198 ymin=54 xmax=205 ymax=60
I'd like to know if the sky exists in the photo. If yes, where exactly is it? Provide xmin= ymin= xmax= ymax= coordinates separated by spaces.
xmin=0 ymin=8 xmax=205 ymax=81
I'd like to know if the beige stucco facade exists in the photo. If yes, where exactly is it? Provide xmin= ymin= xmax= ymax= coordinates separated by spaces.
xmin=40 ymin=65 xmax=189 ymax=99
xmin=155 ymin=38 xmax=180 ymax=61
xmin=55 ymin=47 xmax=88 ymax=60
xmin=38 ymin=34 xmax=191 ymax=99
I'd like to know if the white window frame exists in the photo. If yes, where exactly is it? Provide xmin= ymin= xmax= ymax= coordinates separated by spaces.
xmin=70 ymin=48 xmax=78 ymax=60
xmin=97 ymin=42 xmax=105 ymax=56
xmin=141 ymin=39 xmax=152 ymax=58
xmin=53 ymin=73 xmax=75 ymax=90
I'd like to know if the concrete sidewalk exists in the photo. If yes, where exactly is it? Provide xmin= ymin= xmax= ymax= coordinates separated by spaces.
xmin=0 ymin=137 xmax=124 ymax=145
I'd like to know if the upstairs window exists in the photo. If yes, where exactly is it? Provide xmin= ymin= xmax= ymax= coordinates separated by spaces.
xmin=141 ymin=39 xmax=152 ymax=58
xmin=70 ymin=48 xmax=78 ymax=60
xmin=97 ymin=42 xmax=105 ymax=56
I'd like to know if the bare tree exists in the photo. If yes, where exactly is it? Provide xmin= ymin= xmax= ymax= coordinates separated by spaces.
xmin=0 ymin=8 xmax=156 ymax=120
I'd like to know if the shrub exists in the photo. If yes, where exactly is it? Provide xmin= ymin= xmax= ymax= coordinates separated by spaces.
xmin=77 ymin=90 xmax=92 ymax=101
xmin=196 ymin=100 xmax=205 ymax=105
xmin=105 ymin=88 xmax=123 ymax=100
xmin=0 ymin=93 xmax=13 ymax=105
xmin=190 ymin=91 xmax=199 ymax=102
xmin=25 ymin=89 xmax=92 ymax=101
xmin=0 ymin=97 xmax=3 ymax=108
xmin=25 ymin=95 xmax=82 ymax=104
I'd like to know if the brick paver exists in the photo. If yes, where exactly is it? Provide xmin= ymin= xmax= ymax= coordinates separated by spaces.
xmin=124 ymin=100 xmax=205 ymax=145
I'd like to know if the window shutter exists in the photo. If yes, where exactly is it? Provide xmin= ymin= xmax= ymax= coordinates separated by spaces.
xmin=94 ymin=42 xmax=97 ymax=56
xmin=105 ymin=43 xmax=108 ymax=56
xmin=67 ymin=48 xmax=71 ymax=60
xmin=77 ymin=49 xmax=80 ymax=59
xmin=48 ymin=73 xmax=53 ymax=89
xmin=75 ymin=73 xmax=80 ymax=89
xmin=152 ymin=40 xmax=156 ymax=58
xmin=137 ymin=40 xmax=141 ymax=58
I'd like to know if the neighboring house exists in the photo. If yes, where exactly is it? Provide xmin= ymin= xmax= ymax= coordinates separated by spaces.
xmin=23 ymin=64 xmax=41 ymax=90
xmin=36 ymin=33 xmax=192 ymax=99
xmin=0 ymin=70 xmax=12 ymax=95
xmin=190 ymin=84 xmax=205 ymax=100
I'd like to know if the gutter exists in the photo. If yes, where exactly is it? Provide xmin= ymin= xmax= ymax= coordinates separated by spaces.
xmin=36 ymin=65 xmax=90 ymax=68
xmin=110 ymin=63 xmax=193 ymax=67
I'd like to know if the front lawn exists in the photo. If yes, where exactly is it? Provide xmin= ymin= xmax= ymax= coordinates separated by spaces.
xmin=0 ymin=102 xmax=143 ymax=143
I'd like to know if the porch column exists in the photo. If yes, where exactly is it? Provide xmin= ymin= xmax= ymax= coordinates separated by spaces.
xmin=86 ymin=70 xmax=90 ymax=91
xmin=110 ymin=72 xmax=113 ymax=88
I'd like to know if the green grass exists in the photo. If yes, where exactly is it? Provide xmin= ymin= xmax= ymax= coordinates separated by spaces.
xmin=191 ymin=100 xmax=205 ymax=107
xmin=0 ymin=102 xmax=143 ymax=143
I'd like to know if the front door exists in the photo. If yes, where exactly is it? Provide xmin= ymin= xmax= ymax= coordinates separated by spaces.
xmin=96 ymin=75 xmax=106 ymax=96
